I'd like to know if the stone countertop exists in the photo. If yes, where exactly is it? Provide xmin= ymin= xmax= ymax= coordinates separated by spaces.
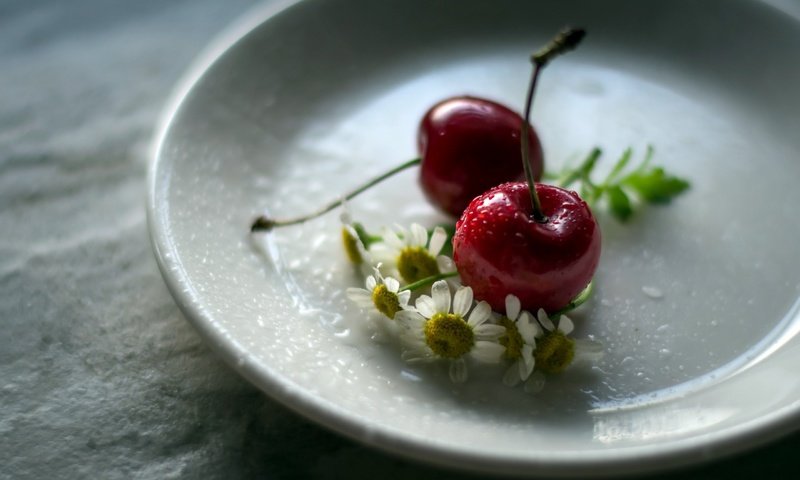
xmin=2 ymin=0 xmax=798 ymax=478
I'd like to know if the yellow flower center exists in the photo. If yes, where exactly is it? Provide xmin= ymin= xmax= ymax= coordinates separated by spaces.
xmin=396 ymin=246 xmax=439 ymax=284
xmin=533 ymin=331 xmax=575 ymax=374
xmin=371 ymin=284 xmax=401 ymax=319
xmin=341 ymin=227 xmax=363 ymax=264
xmin=498 ymin=317 xmax=524 ymax=360
xmin=424 ymin=312 xmax=474 ymax=359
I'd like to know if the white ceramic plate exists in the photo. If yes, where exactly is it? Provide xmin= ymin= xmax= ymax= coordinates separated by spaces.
xmin=148 ymin=0 xmax=800 ymax=476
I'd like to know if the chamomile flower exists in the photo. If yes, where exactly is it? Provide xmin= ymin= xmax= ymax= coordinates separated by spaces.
xmin=523 ymin=308 xmax=604 ymax=393
xmin=340 ymin=210 xmax=374 ymax=274
xmin=399 ymin=280 xmax=506 ymax=383
xmin=533 ymin=308 xmax=576 ymax=374
xmin=346 ymin=266 xmax=410 ymax=320
xmin=497 ymin=294 xmax=540 ymax=387
xmin=369 ymin=223 xmax=454 ymax=284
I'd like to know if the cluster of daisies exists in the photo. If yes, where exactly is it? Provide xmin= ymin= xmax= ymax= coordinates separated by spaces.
xmin=342 ymin=216 xmax=603 ymax=389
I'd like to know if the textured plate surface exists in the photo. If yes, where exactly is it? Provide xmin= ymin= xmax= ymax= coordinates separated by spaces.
xmin=148 ymin=0 xmax=800 ymax=476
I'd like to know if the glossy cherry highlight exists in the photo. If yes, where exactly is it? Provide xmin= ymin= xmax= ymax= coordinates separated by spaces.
xmin=452 ymin=182 xmax=600 ymax=312
xmin=418 ymin=96 xmax=543 ymax=217
xmin=452 ymin=27 xmax=600 ymax=312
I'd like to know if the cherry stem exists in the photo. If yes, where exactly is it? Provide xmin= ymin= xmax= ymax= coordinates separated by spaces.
xmin=521 ymin=27 xmax=586 ymax=223
xmin=399 ymin=271 xmax=459 ymax=292
xmin=251 ymin=157 xmax=422 ymax=232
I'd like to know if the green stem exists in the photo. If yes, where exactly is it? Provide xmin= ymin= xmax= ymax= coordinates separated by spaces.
xmin=352 ymin=223 xmax=381 ymax=248
xmin=558 ymin=147 xmax=601 ymax=189
xmin=552 ymin=281 xmax=594 ymax=317
xmin=400 ymin=271 xmax=459 ymax=292
xmin=251 ymin=157 xmax=422 ymax=232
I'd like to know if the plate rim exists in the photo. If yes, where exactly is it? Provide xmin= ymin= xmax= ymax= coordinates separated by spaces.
xmin=146 ymin=0 xmax=800 ymax=476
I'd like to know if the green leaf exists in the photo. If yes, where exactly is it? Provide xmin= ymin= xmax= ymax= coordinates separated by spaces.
xmin=352 ymin=222 xmax=381 ymax=247
xmin=579 ymin=148 xmax=602 ymax=177
xmin=579 ymin=182 xmax=593 ymax=201
xmin=557 ymin=148 xmax=602 ymax=189
xmin=548 ymin=145 xmax=689 ymax=221
xmin=606 ymin=185 xmax=634 ymax=221
xmin=603 ymin=148 xmax=632 ymax=185
xmin=541 ymin=170 xmax=560 ymax=181
xmin=622 ymin=167 xmax=690 ymax=203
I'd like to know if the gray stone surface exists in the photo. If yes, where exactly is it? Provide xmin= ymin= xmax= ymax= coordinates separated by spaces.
xmin=1 ymin=1 xmax=798 ymax=479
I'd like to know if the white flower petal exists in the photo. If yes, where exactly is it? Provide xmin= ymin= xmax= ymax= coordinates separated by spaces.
xmin=449 ymin=358 xmax=468 ymax=383
xmin=383 ymin=228 xmax=405 ymax=250
xmin=473 ymin=324 xmax=506 ymax=340
xmin=398 ymin=333 xmax=426 ymax=349
xmin=521 ymin=345 xmax=535 ymax=377
xmin=343 ymin=225 xmax=364 ymax=253
xmin=531 ymin=319 xmax=544 ymax=338
xmin=427 ymin=226 xmax=447 ymax=256
xmin=431 ymin=280 xmax=451 ymax=314
xmin=367 ymin=243 xmax=390 ymax=256
xmin=517 ymin=312 xmax=538 ymax=344
xmin=410 ymin=223 xmax=428 ymax=247
xmin=558 ymin=315 xmax=575 ymax=335
xmin=399 ymin=327 xmax=427 ymax=344
xmin=470 ymin=341 xmax=505 ymax=363
xmin=372 ymin=265 xmax=384 ymax=281
xmin=404 ymin=357 xmax=432 ymax=365
xmin=415 ymin=295 xmax=437 ymax=318
xmin=574 ymin=339 xmax=605 ymax=364
xmin=369 ymin=326 xmax=392 ymax=344
xmin=436 ymin=255 xmax=456 ymax=274
xmin=365 ymin=275 xmax=377 ymax=291
xmin=395 ymin=309 xmax=425 ymax=329
xmin=505 ymin=294 xmax=521 ymax=321
xmin=452 ymin=285 xmax=473 ymax=317
xmin=346 ymin=288 xmax=373 ymax=307
xmin=380 ymin=265 xmax=402 ymax=282
xmin=367 ymin=245 xmax=395 ymax=267
xmin=397 ymin=290 xmax=411 ymax=307
xmin=537 ymin=308 xmax=555 ymax=331
xmin=503 ymin=363 xmax=522 ymax=387
xmin=401 ymin=349 xmax=435 ymax=364
xmin=400 ymin=331 xmax=425 ymax=344
xmin=384 ymin=276 xmax=400 ymax=293
xmin=467 ymin=300 xmax=491 ymax=327
xmin=524 ymin=372 xmax=546 ymax=394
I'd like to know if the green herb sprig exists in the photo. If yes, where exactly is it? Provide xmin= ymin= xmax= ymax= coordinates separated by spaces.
xmin=554 ymin=146 xmax=690 ymax=222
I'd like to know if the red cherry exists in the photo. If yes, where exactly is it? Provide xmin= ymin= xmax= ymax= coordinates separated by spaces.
xmin=251 ymin=29 xmax=584 ymax=234
xmin=452 ymin=182 xmax=601 ymax=313
xmin=417 ymin=96 xmax=544 ymax=217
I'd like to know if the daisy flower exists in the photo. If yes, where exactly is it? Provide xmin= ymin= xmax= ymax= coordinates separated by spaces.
xmin=369 ymin=223 xmax=454 ymax=284
xmin=346 ymin=266 xmax=410 ymax=320
xmin=398 ymin=280 xmax=506 ymax=383
xmin=496 ymin=294 xmax=540 ymax=387
xmin=340 ymin=210 xmax=375 ymax=274
xmin=523 ymin=308 xmax=604 ymax=393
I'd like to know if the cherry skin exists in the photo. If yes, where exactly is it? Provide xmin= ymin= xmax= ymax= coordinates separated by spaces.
xmin=417 ymin=96 xmax=544 ymax=217
xmin=452 ymin=182 xmax=601 ymax=313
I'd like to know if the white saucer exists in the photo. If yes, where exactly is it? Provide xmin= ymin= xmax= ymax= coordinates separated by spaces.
xmin=148 ymin=0 xmax=800 ymax=475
